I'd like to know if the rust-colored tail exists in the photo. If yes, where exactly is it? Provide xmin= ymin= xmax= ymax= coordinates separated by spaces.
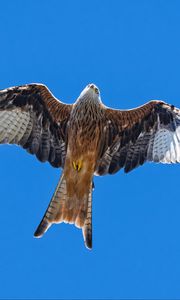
xmin=82 ymin=187 xmax=92 ymax=249
xmin=34 ymin=174 xmax=92 ymax=249
xmin=34 ymin=174 xmax=66 ymax=237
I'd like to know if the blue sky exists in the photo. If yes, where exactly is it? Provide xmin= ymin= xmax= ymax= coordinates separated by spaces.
xmin=0 ymin=0 xmax=180 ymax=299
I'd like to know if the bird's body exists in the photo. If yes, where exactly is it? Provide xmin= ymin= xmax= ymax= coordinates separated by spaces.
xmin=34 ymin=85 xmax=105 ymax=248
xmin=0 ymin=82 xmax=180 ymax=249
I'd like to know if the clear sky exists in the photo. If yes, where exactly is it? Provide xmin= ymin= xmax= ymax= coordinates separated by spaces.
xmin=0 ymin=0 xmax=180 ymax=299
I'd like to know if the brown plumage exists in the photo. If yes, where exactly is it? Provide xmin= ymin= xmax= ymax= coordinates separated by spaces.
xmin=0 ymin=82 xmax=180 ymax=249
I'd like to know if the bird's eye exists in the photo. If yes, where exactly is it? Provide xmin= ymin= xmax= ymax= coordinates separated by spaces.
xmin=95 ymin=87 xmax=99 ymax=94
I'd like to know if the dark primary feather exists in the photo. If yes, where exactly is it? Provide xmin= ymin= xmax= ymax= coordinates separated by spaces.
xmin=0 ymin=84 xmax=72 ymax=167
xmin=96 ymin=101 xmax=180 ymax=175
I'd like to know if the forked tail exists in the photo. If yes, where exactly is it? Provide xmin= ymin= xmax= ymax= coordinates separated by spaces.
xmin=34 ymin=174 xmax=92 ymax=249
xmin=82 ymin=187 xmax=92 ymax=249
xmin=34 ymin=175 xmax=66 ymax=237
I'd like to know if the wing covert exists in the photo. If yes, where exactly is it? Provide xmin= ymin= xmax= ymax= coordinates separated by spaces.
xmin=0 ymin=83 xmax=72 ymax=167
xmin=96 ymin=100 xmax=180 ymax=175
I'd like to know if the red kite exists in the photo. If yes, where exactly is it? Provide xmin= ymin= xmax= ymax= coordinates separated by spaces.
xmin=0 ymin=83 xmax=179 ymax=249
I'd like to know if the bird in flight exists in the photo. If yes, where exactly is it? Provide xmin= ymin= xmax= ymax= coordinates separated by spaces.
xmin=0 ymin=83 xmax=179 ymax=249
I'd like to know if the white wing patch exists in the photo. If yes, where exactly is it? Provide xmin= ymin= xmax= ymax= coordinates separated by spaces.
xmin=0 ymin=109 xmax=30 ymax=144
xmin=150 ymin=126 xmax=180 ymax=164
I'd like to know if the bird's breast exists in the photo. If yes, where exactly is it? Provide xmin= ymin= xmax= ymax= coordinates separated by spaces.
xmin=67 ymin=102 xmax=103 ymax=155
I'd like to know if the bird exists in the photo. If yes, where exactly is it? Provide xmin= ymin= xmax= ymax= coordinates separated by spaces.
xmin=0 ymin=82 xmax=180 ymax=249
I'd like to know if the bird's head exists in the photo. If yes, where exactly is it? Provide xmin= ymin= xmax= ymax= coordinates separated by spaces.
xmin=78 ymin=83 xmax=101 ymax=103
xmin=86 ymin=83 xmax=100 ymax=95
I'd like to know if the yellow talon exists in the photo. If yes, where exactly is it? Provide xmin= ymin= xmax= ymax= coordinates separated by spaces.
xmin=72 ymin=160 xmax=83 ymax=172
xmin=73 ymin=161 xmax=77 ymax=170
xmin=77 ymin=160 xmax=82 ymax=171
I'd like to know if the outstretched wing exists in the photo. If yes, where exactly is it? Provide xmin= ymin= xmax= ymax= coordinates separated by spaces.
xmin=0 ymin=83 xmax=72 ymax=168
xmin=96 ymin=100 xmax=180 ymax=175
